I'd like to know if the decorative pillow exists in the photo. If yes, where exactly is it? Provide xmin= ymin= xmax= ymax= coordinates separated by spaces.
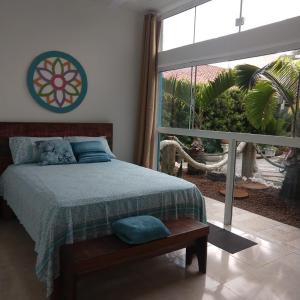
xmin=111 ymin=215 xmax=171 ymax=245
xmin=9 ymin=137 xmax=63 ymax=165
xmin=77 ymin=152 xmax=111 ymax=163
xmin=35 ymin=139 xmax=77 ymax=165
xmin=65 ymin=136 xmax=116 ymax=159
xmin=71 ymin=141 xmax=111 ymax=163
xmin=71 ymin=141 xmax=106 ymax=156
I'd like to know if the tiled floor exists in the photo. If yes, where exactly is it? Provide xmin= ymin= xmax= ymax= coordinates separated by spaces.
xmin=1 ymin=197 xmax=300 ymax=300
xmin=206 ymin=197 xmax=300 ymax=300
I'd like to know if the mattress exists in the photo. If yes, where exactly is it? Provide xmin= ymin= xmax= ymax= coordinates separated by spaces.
xmin=0 ymin=160 xmax=206 ymax=296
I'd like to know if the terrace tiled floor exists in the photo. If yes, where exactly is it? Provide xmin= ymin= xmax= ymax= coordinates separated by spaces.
xmin=205 ymin=196 xmax=300 ymax=299
xmin=1 ymin=197 xmax=300 ymax=300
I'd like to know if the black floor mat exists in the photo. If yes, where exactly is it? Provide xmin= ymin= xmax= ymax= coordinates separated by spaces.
xmin=208 ymin=222 xmax=257 ymax=254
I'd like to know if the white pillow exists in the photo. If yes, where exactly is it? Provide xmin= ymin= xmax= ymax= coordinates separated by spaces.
xmin=9 ymin=137 xmax=63 ymax=165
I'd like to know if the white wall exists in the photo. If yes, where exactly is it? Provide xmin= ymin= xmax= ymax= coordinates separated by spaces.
xmin=0 ymin=0 xmax=143 ymax=162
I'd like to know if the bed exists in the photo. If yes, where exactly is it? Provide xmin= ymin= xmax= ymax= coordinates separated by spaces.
xmin=0 ymin=122 xmax=206 ymax=298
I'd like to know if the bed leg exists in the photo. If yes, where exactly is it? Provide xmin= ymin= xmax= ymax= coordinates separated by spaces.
xmin=195 ymin=236 xmax=207 ymax=273
xmin=51 ymin=278 xmax=61 ymax=300
xmin=52 ymin=276 xmax=77 ymax=300
xmin=0 ymin=198 xmax=14 ymax=220
xmin=60 ymin=247 xmax=77 ymax=300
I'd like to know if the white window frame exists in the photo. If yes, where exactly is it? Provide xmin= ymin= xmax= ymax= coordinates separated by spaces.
xmin=159 ymin=0 xmax=300 ymax=54
xmin=155 ymin=14 xmax=300 ymax=226
xmin=159 ymin=16 xmax=300 ymax=71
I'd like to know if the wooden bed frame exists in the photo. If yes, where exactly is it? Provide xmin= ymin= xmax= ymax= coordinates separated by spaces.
xmin=0 ymin=122 xmax=113 ymax=176
xmin=0 ymin=122 xmax=208 ymax=300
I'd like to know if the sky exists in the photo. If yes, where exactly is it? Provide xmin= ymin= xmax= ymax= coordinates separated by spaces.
xmin=162 ymin=0 xmax=300 ymax=67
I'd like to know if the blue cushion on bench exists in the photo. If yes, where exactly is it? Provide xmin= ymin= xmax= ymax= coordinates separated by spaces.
xmin=111 ymin=216 xmax=171 ymax=245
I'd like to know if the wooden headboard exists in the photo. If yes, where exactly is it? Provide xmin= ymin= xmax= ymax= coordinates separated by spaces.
xmin=0 ymin=122 xmax=113 ymax=175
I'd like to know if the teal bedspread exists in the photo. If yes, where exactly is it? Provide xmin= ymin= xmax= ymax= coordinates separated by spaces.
xmin=0 ymin=160 xmax=206 ymax=296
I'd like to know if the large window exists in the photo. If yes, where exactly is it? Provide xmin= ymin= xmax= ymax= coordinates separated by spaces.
xmin=161 ymin=0 xmax=300 ymax=51
xmin=158 ymin=3 xmax=300 ymax=227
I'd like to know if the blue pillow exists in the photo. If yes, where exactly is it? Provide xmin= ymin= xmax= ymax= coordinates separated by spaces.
xmin=111 ymin=216 xmax=171 ymax=245
xmin=35 ymin=140 xmax=77 ymax=165
xmin=71 ymin=141 xmax=106 ymax=156
xmin=71 ymin=141 xmax=111 ymax=163
xmin=65 ymin=136 xmax=116 ymax=159
xmin=77 ymin=152 xmax=111 ymax=163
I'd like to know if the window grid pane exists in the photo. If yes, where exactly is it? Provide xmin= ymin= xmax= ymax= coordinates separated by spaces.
xmin=160 ymin=0 xmax=300 ymax=52
xmin=241 ymin=0 xmax=300 ymax=31
xmin=162 ymin=8 xmax=195 ymax=51
xmin=195 ymin=0 xmax=241 ymax=43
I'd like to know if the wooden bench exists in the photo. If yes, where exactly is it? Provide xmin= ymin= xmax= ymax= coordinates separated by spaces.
xmin=55 ymin=218 xmax=209 ymax=300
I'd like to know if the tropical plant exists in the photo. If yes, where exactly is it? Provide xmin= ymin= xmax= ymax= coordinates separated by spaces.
xmin=205 ymin=55 xmax=299 ymax=202
xmin=199 ymin=88 xmax=255 ymax=154
xmin=161 ymin=73 xmax=255 ymax=177
xmin=162 ymin=76 xmax=250 ymax=154
xmin=233 ymin=56 xmax=300 ymax=203
xmin=161 ymin=77 xmax=191 ymax=129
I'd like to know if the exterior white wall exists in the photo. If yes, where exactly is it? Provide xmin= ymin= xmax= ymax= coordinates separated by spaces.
xmin=0 ymin=0 xmax=143 ymax=162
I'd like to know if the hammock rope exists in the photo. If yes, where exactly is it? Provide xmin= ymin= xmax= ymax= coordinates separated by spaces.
xmin=160 ymin=140 xmax=246 ymax=171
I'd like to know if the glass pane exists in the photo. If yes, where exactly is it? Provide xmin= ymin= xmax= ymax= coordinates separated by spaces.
xmin=242 ymin=0 xmax=300 ymax=31
xmin=191 ymin=50 xmax=300 ymax=136
xmin=195 ymin=0 xmax=240 ymax=43
xmin=162 ymin=8 xmax=195 ymax=51
xmin=158 ymin=134 xmax=228 ymax=224
xmin=160 ymin=68 xmax=194 ymax=129
xmin=232 ymin=141 xmax=300 ymax=231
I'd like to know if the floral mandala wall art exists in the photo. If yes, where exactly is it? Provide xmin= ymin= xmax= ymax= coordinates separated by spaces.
xmin=27 ymin=51 xmax=88 ymax=113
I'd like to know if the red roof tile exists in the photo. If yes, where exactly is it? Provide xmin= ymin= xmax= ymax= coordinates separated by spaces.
xmin=163 ymin=65 xmax=225 ymax=84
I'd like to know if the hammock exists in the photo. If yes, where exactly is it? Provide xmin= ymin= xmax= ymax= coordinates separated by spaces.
xmin=160 ymin=140 xmax=246 ymax=171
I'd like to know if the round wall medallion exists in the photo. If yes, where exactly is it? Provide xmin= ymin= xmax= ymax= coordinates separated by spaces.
xmin=27 ymin=51 xmax=88 ymax=113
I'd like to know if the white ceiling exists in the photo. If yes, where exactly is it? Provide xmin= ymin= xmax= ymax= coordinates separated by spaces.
xmin=110 ymin=0 xmax=195 ymax=14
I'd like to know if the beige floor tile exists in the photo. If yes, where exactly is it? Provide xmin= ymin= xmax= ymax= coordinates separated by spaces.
xmin=141 ymin=280 xmax=242 ymax=300
xmin=241 ymin=232 xmax=298 ymax=254
xmin=205 ymin=205 xmax=224 ymax=214
xmin=232 ymin=211 xmax=259 ymax=222
xmin=226 ymin=253 xmax=300 ymax=300
xmin=204 ymin=245 xmax=255 ymax=283
xmin=225 ymin=271 xmax=300 ymax=300
xmin=275 ymin=223 xmax=300 ymax=233
xmin=257 ymin=225 xmax=300 ymax=243
xmin=288 ymin=237 xmax=300 ymax=251
xmin=141 ymin=275 xmax=221 ymax=300
xmin=231 ymin=243 xmax=288 ymax=267
xmin=206 ymin=219 xmax=224 ymax=227
xmin=207 ymin=212 xmax=224 ymax=223
xmin=223 ymin=224 xmax=247 ymax=236
xmin=232 ymin=215 xmax=279 ymax=233
xmin=261 ymin=252 xmax=300 ymax=277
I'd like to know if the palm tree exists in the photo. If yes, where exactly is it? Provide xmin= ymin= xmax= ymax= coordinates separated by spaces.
xmin=205 ymin=56 xmax=299 ymax=203
xmin=161 ymin=77 xmax=191 ymax=128
xmin=161 ymin=75 xmax=236 ymax=174
xmin=235 ymin=56 xmax=300 ymax=204
xmin=200 ymin=69 xmax=259 ymax=177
